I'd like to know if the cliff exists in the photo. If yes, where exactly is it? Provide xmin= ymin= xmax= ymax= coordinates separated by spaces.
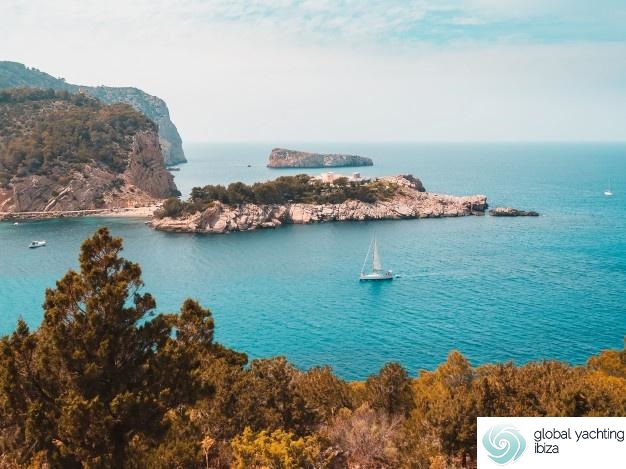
xmin=267 ymin=148 xmax=374 ymax=168
xmin=0 ymin=89 xmax=177 ymax=212
xmin=150 ymin=175 xmax=487 ymax=234
xmin=0 ymin=61 xmax=186 ymax=165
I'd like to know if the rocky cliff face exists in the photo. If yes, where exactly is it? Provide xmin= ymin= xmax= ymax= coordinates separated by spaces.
xmin=85 ymin=87 xmax=185 ymax=165
xmin=151 ymin=175 xmax=487 ymax=234
xmin=0 ymin=132 xmax=176 ymax=212
xmin=267 ymin=148 xmax=374 ymax=168
xmin=125 ymin=132 xmax=178 ymax=199
xmin=0 ymin=61 xmax=186 ymax=165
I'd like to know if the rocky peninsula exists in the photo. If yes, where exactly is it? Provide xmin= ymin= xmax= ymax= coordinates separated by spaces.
xmin=150 ymin=175 xmax=488 ymax=234
xmin=267 ymin=148 xmax=373 ymax=168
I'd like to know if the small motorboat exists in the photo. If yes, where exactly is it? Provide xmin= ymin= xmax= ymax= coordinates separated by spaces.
xmin=28 ymin=240 xmax=46 ymax=249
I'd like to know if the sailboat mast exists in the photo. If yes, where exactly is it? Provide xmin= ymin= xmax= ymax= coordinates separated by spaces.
xmin=361 ymin=238 xmax=373 ymax=274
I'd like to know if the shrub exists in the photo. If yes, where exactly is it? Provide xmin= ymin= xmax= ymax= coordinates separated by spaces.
xmin=161 ymin=197 xmax=184 ymax=218
xmin=231 ymin=427 xmax=325 ymax=469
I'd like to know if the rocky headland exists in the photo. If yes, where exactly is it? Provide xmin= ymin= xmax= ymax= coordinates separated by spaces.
xmin=150 ymin=175 xmax=488 ymax=234
xmin=0 ymin=61 xmax=186 ymax=165
xmin=0 ymin=132 xmax=176 ymax=214
xmin=489 ymin=207 xmax=539 ymax=217
xmin=267 ymin=148 xmax=374 ymax=168
xmin=0 ymin=89 xmax=177 ymax=215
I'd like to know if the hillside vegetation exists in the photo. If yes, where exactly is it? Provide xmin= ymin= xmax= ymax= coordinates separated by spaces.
xmin=0 ymin=61 xmax=186 ymax=165
xmin=157 ymin=175 xmax=399 ymax=218
xmin=0 ymin=88 xmax=156 ymax=186
xmin=1 ymin=228 xmax=625 ymax=468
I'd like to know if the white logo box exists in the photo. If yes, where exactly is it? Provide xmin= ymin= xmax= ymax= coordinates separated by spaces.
xmin=477 ymin=417 xmax=626 ymax=468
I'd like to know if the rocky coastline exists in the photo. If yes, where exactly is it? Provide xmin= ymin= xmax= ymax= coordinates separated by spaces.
xmin=150 ymin=175 xmax=488 ymax=234
xmin=267 ymin=148 xmax=374 ymax=168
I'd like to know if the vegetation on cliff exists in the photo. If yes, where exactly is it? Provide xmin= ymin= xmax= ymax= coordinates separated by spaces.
xmin=1 ymin=228 xmax=625 ymax=468
xmin=156 ymin=175 xmax=399 ymax=219
xmin=0 ymin=88 xmax=156 ymax=186
xmin=0 ymin=61 xmax=187 ymax=165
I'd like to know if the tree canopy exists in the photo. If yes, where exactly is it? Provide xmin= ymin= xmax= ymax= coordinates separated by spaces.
xmin=156 ymin=175 xmax=399 ymax=219
xmin=0 ymin=228 xmax=215 ymax=467
xmin=0 ymin=88 xmax=156 ymax=186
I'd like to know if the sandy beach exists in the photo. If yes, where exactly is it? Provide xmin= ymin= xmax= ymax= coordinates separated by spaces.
xmin=0 ymin=204 xmax=160 ymax=221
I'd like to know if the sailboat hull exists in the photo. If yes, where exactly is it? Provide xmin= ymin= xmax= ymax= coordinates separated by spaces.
xmin=360 ymin=271 xmax=393 ymax=281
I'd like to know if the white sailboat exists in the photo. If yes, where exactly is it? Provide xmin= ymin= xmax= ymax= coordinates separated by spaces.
xmin=604 ymin=179 xmax=613 ymax=197
xmin=360 ymin=237 xmax=393 ymax=281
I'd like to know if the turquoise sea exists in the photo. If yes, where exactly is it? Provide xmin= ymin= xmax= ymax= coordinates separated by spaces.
xmin=1 ymin=143 xmax=625 ymax=379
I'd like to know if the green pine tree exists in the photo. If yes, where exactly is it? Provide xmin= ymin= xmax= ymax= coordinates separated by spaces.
xmin=0 ymin=227 xmax=215 ymax=467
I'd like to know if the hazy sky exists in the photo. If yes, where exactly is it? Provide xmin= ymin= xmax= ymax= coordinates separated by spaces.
xmin=2 ymin=0 xmax=626 ymax=142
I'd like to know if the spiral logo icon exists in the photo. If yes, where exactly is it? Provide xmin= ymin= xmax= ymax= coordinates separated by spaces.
xmin=482 ymin=423 xmax=527 ymax=465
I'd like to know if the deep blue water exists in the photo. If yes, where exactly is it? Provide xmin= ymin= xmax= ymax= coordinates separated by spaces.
xmin=1 ymin=143 xmax=625 ymax=379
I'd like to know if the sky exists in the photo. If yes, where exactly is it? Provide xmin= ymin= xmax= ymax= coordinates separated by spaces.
xmin=1 ymin=0 xmax=626 ymax=142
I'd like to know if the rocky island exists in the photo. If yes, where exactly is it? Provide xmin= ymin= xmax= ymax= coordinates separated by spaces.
xmin=0 ymin=61 xmax=186 ymax=165
xmin=489 ymin=207 xmax=540 ymax=217
xmin=150 ymin=174 xmax=487 ymax=234
xmin=267 ymin=148 xmax=374 ymax=168
xmin=0 ymin=88 xmax=177 ymax=217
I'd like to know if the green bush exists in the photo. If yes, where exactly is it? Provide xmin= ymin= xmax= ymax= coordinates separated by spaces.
xmin=161 ymin=197 xmax=184 ymax=218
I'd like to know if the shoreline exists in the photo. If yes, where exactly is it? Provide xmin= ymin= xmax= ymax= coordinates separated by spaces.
xmin=0 ymin=205 xmax=159 ymax=222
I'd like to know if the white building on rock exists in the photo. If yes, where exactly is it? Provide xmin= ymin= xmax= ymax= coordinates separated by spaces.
xmin=316 ymin=171 xmax=370 ymax=184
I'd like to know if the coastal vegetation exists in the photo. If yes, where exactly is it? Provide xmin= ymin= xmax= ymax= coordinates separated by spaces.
xmin=155 ymin=175 xmax=399 ymax=218
xmin=0 ymin=61 xmax=186 ymax=165
xmin=0 ymin=88 xmax=156 ymax=186
xmin=1 ymin=228 xmax=625 ymax=468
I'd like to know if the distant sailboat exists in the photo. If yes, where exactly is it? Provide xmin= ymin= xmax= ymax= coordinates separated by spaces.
xmin=604 ymin=179 xmax=613 ymax=197
xmin=360 ymin=237 xmax=393 ymax=281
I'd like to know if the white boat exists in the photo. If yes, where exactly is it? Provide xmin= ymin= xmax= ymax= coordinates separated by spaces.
xmin=28 ymin=240 xmax=46 ymax=249
xmin=604 ymin=179 xmax=613 ymax=197
xmin=360 ymin=237 xmax=393 ymax=281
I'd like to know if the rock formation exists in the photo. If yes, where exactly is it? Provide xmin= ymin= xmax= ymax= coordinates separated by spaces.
xmin=0 ymin=61 xmax=186 ymax=165
xmin=0 ymin=132 xmax=176 ymax=213
xmin=267 ymin=148 xmax=373 ymax=168
xmin=489 ymin=207 xmax=539 ymax=217
xmin=0 ymin=89 xmax=177 ymax=213
xmin=150 ymin=175 xmax=488 ymax=234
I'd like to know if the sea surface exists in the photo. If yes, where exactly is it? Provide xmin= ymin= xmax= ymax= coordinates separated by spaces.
xmin=1 ymin=143 xmax=625 ymax=379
